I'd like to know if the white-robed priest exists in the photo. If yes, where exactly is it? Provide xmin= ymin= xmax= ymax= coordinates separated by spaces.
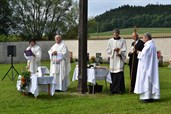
xmin=48 ymin=35 xmax=71 ymax=91
xmin=107 ymin=29 xmax=127 ymax=94
xmin=134 ymin=32 xmax=160 ymax=103
xmin=24 ymin=39 xmax=42 ymax=74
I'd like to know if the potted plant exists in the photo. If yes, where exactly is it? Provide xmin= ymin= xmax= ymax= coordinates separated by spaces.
xmin=20 ymin=70 xmax=31 ymax=95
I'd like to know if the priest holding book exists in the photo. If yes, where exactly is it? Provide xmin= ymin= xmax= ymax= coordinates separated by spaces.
xmin=48 ymin=35 xmax=71 ymax=91
xmin=24 ymin=39 xmax=42 ymax=74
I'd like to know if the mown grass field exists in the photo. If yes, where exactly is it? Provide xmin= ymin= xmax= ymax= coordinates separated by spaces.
xmin=0 ymin=61 xmax=171 ymax=114
xmin=90 ymin=28 xmax=171 ymax=39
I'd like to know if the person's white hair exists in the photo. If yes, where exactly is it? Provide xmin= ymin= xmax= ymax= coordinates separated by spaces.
xmin=144 ymin=32 xmax=152 ymax=40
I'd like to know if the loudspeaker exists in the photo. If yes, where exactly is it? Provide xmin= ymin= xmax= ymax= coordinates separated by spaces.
xmin=7 ymin=45 xmax=16 ymax=57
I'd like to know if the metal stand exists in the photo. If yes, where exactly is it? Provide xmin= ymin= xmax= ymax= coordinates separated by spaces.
xmin=2 ymin=55 xmax=19 ymax=81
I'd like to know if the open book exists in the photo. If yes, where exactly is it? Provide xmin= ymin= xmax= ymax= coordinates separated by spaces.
xmin=24 ymin=50 xmax=34 ymax=56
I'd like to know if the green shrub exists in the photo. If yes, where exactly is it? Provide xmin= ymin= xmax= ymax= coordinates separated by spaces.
xmin=0 ymin=35 xmax=22 ymax=42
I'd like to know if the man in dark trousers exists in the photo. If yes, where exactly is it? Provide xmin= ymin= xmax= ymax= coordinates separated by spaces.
xmin=107 ymin=29 xmax=127 ymax=94
xmin=128 ymin=32 xmax=144 ymax=93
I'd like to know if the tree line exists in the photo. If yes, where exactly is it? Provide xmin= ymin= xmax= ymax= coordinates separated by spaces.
xmin=88 ymin=4 xmax=171 ymax=33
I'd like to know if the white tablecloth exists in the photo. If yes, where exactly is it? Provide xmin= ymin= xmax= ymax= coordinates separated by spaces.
xmin=17 ymin=74 xmax=56 ymax=97
xmin=72 ymin=66 xmax=112 ymax=84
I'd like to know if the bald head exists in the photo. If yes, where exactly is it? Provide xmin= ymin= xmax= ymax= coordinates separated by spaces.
xmin=55 ymin=35 xmax=62 ymax=44
xmin=132 ymin=32 xmax=139 ymax=41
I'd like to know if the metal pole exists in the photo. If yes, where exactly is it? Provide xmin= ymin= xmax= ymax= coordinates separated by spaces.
xmin=78 ymin=0 xmax=88 ymax=94
xmin=11 ymin=55 xmax=14 ymax=80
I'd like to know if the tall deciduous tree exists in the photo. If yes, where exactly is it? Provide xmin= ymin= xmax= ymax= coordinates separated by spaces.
xmin=0 ymin=0 xmax=12 ymax=35
xmin=10 ymin=0 xmax=78 ymax=40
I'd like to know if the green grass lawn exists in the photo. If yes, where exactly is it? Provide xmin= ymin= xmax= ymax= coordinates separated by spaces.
xmin=0 ymin=61 xmax=171 ymax=114
xmin=90 ymin=28 xmax=171 ymax=39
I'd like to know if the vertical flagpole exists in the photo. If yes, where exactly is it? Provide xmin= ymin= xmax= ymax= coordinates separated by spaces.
xmin=78 ymin=0 xmax=88 ymax=94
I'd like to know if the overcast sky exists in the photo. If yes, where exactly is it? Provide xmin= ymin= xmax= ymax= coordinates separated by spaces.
xmin=75 ymin=0 xmax=171 ymax=17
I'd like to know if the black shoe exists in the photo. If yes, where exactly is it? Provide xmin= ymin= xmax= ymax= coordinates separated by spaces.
xmin=129 ymin=91 xmax=134 ymax=94
xmin=55 ymin=90 xmax=64 ymax=92
xmin=129 ymin=89 xmax=134 ymax=93
xmin=141 ymin=99 xmax=153 ymax=103
xmin=110 ymin=91 xmax=116 ymax=94
xmin=110 ymin=91 xmax=124 ymax=94
xmin=118 ymin=91 xmax=124 ymax=94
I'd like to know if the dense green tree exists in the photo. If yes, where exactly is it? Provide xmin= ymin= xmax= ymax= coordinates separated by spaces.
xmin=9 ymin=0 xmax=78 ymax=40
xmin=0 ymin=0 xmax=12 ymax=34
xmin=88 ymin=18 xmax=97 ymax=33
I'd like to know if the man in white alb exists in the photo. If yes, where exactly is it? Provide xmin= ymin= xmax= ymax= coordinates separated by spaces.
xmin=134 ymin=32 xmax=160 ymax=103
xmin=48 ymin=35 xmax=71 ymax=91
xmin=107 ymin=29 xmax=127 ymax=94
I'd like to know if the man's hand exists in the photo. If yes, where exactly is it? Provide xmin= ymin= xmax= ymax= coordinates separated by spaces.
xmin=114 ymin=48 xmax=120 ymax=51
xmin=132 ymin=47 xmax=136 ymax=52
xmin=137 ymin=50 xmax=141 ymax=54
xmin=114 ymin=48 xmax=120 ymax=55
xmin=52 ymin=51 xmax=57 ymax=55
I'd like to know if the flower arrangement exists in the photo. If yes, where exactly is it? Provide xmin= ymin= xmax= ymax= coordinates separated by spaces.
xmin=20 ymin=70 xmax=31 ymax=95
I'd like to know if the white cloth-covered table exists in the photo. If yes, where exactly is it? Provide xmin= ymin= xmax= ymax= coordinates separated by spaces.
xmin=72 ymin=66 xmax=112 ymax=84
xmin=17 ymin=74 xmax=56 ymax=97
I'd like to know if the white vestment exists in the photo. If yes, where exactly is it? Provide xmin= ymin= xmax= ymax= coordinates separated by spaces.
xmin=24 ymin=45 xmax=41 ymax=74
xmin=134 ymin=40 xmax=160 ymax=100
xmin=48 ymin=41 xmax=71 ymax=91
xmin=107 ymin=38 xmax=127 ymax=73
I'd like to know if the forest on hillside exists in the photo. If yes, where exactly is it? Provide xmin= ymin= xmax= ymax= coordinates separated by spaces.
xmin=88 ymin=4 xmax=171 ymax=33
